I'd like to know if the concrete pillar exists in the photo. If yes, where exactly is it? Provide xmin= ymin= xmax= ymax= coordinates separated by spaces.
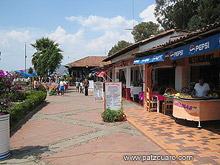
xmin=125 ymin=67 xmax=131 ymax=100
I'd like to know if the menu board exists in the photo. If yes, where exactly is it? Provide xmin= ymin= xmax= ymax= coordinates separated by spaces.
xmin=94 ymin=82 xmax=104 ymax=101
xmin=88 ymin=80 xmax=94 ymax=95
xmin=104 ymin=82 xmax=123 ymax=111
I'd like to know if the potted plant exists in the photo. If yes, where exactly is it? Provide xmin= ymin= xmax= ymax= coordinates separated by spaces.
xmin=0 ymin=71 xmax=22 ymax=160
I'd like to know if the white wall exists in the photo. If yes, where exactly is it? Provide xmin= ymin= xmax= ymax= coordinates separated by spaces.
xmin=139 ymin=31 xmax=187 ymax=52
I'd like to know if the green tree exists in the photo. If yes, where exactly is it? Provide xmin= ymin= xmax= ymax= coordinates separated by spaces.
xmin=154 ymin=0 xmax=198 ymax=30
xmin=31 ymin=37 xmax=63 ymax=79
xmin=131 ymin=21 xmax=164 ymax=42
xmin=28 ymin=67 xmax=33 ymax=74
xmin=108 ymin=40 xmax=132 ymax=56
xmin=188 ymin=0 xmax=220 ymax=30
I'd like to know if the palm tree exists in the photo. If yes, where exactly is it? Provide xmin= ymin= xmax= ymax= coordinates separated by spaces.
xmin=31 ymin=37 xmax=63 ymax=79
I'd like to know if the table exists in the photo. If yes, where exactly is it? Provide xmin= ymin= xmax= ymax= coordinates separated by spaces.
xmin=150 ymin=94 xmax=164 ymax=113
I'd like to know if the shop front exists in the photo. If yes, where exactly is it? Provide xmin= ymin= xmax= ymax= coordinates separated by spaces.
xmin=134 ymin=27 xmax=220 ymax=126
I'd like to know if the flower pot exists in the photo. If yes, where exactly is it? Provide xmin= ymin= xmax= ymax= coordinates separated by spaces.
xmin=0 ymin=114 xmax=10 ymax=160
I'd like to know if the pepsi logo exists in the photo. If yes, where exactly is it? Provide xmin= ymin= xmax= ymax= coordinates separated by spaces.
xmin=189 ymin=45 xmax=195 ymax=54
xmin=170 ymin=51 xmax=174 ymax=57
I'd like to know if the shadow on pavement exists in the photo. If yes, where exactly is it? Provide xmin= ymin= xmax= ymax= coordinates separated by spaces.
xmin=175 ymin=118 xmax=220 ymax=134
xmin=9 ymin=145 xmax=50 ymax=160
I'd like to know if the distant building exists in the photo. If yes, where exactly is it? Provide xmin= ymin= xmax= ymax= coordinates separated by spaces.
xmin=65 ymin=56 xmax=110 ymax=80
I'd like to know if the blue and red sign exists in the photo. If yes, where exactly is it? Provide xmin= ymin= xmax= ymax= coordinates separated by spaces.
xmin=169 ymin=33 xmax=220 ymax=60
xmin=133 ymin=52 xmax=165 ymax=64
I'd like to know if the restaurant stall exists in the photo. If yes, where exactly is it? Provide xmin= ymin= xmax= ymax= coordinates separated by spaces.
xmin=133 ymin=22 xmax=220 ymax=127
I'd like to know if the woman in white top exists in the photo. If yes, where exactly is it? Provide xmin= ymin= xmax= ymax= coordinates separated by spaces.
xmin=193 ymin=77 xmax=210 ymax=97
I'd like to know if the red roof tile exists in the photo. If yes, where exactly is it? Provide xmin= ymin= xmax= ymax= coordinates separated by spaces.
xmin=65 ymin=56 xmax=110 ymax=68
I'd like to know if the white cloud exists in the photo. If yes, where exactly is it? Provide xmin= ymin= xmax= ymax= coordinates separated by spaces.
xmin=66 ymin=15 xmax=137 ymax=32
xmin=6 ymin=30 xmax=31 ymax=43
xmin=139 ymin=4 xmax=158 ymax=24
xmin=1 ymin=15 xmax=136 ymax=71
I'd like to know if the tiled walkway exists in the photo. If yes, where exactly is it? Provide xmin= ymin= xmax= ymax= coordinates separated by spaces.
xmin=124 ymin=105 xmax=220 ymax=165
xmin=3 ymin=87 xmax=176 ymax=165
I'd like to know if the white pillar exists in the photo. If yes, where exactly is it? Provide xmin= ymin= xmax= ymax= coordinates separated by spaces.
xmin=175 ymin=66 xmax=182 ymax=91
xmin=126 ymin=67 xmax=131 ymax=88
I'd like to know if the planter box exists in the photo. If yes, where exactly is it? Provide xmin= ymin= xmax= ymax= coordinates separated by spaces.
xmin=0 ymin=114 xmax=10 ymax=160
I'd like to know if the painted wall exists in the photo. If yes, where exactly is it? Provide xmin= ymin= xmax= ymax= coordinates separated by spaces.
xmin=139 ymin=31 xmax=187 ymax=52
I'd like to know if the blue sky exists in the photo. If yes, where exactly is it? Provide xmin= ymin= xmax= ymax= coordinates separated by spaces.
xmin=0 ymin=0 xmax=156 ymax=71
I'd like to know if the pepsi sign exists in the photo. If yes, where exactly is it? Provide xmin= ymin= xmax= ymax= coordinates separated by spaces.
xmin=189 ymin=42 xmax=209 ymax=55
xmin=169 ymin=33 xmax=220 ymax=60
xmin=169 ymin=50 xmax=184 ymax=59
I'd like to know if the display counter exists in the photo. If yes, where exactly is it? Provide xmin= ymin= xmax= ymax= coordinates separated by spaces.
xmin=171 ymin=97 xmax=220 ymax=127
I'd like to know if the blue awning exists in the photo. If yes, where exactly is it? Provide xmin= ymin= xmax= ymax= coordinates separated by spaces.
xmin=133 ymin=52 xmax=166 ymax=64
xmin=15 ymin=71 xmax=33 ymax=77
xmin=169 ymin=33 xmax=220 ymax=60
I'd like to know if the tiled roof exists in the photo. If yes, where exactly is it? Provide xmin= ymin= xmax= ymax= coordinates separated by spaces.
xmin=135 ymin=21 xmax=220 ymax=57
xmin=103 ymin=29 xmax=187 ymax=62
xmin=65 ymin=56 xmax=110 ymax=68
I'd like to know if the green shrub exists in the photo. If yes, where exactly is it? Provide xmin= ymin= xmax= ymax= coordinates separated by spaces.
xmin=102 ymin=109 xmax=126 ymax=123
xmin=9 ymin=91 xmax=47 ymax=127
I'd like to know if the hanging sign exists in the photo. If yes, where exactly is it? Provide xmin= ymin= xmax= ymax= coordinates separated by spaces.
xmin=94 ymin=82 xmax=104 ymax=101
xmin=133 ymin=52 xmax=165 ymax=64
xmin=104 ymin=82 xmax=123 ymax=111
xmin=169 ymin=33 xmax=220 ymax=61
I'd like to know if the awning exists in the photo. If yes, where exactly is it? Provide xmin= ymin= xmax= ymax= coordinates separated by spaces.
xmin=15 ymin=71 xmax=33 ymax=77
xmin=169 ymin=33 xmax=220 ymax=60
xmin=133 ymin=52 xmax=165 ymax=64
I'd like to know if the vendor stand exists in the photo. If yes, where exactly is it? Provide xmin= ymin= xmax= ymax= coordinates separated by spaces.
xmin=164 ymin=93 xmax=220 ymax=128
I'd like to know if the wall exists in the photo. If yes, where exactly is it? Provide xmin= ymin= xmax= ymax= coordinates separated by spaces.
xmin=139 ymin=31 xmax=187 ymax=52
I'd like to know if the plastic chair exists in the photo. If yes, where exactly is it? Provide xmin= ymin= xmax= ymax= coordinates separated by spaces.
xmin=146 ymin=87 xmax=157 ymax=112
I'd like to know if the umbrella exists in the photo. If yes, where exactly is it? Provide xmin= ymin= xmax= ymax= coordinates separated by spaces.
xmin=97 ymin=71 xmax=106 ymax=77
xmin=32 ymin=73 xmax=37 ymax=77
xmin=15 ymin=71 xmax=33 ymax=77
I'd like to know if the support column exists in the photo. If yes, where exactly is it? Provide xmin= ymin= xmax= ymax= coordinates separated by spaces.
xmin=144 ymin=64 xmax=152 ymax=108
xmin=175 ymin=66 xmax=182 ymax=91
xmin=126 ymin=67 xmax=131 ymax=100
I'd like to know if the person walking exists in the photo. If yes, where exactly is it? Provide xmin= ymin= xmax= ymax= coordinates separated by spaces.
xmin=64 ymin=78 xmax=68 ymax=92
xmin=84 ymin=78 xmax=89 ymax=96
xmin=75 ymin=81 xmax=80 ymax=92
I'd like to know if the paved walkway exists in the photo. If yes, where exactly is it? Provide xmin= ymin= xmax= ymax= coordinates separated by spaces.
xmin=2 ymin=87 xmax=177 ymax=165
xmin=125 ymin=106 xmax=220 ymax=165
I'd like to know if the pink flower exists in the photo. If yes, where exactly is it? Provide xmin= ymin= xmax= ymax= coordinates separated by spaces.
xmin=19 ymin=90 xmax=22 ymax=94
xmin=6 ymin=88 xmax=9 ymax=92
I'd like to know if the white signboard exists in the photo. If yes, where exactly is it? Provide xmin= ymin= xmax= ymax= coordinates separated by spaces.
xmin=94 ymin=82 xmax=104 ymax=101
xmin=104 ymin=82 xmax=123 ymax=111
xmin=88 ymin=80 xmax=94 ymax=95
